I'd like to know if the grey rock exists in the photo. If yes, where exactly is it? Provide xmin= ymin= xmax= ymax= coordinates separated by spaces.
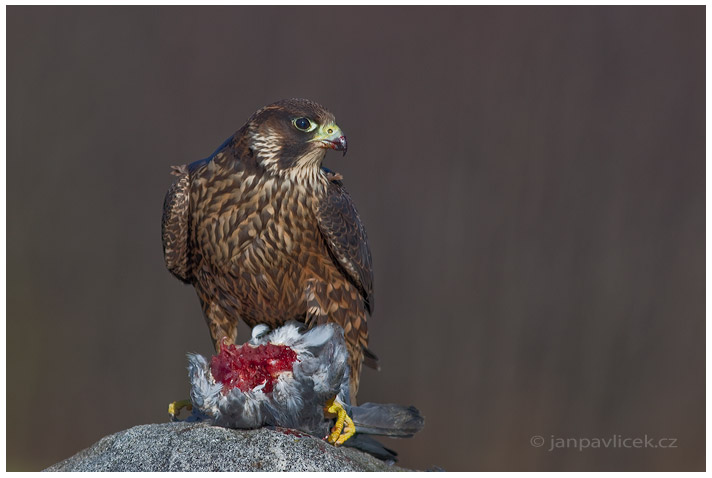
xmin=44 ymin=422 xmax=408 ymax=472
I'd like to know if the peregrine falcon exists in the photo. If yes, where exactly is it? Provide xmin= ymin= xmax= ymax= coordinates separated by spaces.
xmin=162 ymin=99 xmax=375 ymax=401
xmin=185 ymin=322 xmax=423 ymax=460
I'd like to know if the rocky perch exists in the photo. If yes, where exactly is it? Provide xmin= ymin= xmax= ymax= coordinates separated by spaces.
xmin=44 ymin=422 xmax=409 ymax=472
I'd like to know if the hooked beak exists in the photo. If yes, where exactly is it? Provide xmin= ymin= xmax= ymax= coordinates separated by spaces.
xmin=311 ymin=124 xmax=348 ymax=156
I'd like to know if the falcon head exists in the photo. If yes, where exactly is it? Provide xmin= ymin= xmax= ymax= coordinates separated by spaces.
xmin=242 ymin=99 xmax=347 ymax=176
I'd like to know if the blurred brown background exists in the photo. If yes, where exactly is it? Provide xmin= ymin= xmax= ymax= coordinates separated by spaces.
xmin=6 ymin=6 xmax=704 ymax=472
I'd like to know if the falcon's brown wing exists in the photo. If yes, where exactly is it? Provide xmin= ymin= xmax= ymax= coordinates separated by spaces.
xmin=315 ymin=179 xmax=374 ymax=314
xmin=162 ymin=165 xmax=192 ymax=283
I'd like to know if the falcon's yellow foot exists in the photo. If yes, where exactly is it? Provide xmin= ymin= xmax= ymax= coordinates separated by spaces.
xmin=168 ymin=399 xmax=193 ymax=420
xmin=324 ymin=397 xmax=355 ymax=446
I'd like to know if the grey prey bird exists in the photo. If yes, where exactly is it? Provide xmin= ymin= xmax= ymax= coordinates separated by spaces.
xmin=185 ymin=322 xmax=423 ymax=460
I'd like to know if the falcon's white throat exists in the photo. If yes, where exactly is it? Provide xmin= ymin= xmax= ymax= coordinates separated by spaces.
xmin=287 ymin=148 xmax=329 ymax=186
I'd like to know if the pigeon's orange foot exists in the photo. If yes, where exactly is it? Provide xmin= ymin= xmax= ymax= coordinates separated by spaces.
xmin=168 ymin=399 xmax=193 ymax=420
xmin=324 ymin=397 xmax=355 ymax=446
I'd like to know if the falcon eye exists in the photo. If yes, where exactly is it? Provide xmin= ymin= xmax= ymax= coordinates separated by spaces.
xmin=293 ymin=117 xmax=316 ymax=132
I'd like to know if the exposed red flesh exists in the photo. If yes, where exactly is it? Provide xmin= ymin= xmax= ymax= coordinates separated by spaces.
xmin=210 ymin=343 xmax=299 ymax=394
